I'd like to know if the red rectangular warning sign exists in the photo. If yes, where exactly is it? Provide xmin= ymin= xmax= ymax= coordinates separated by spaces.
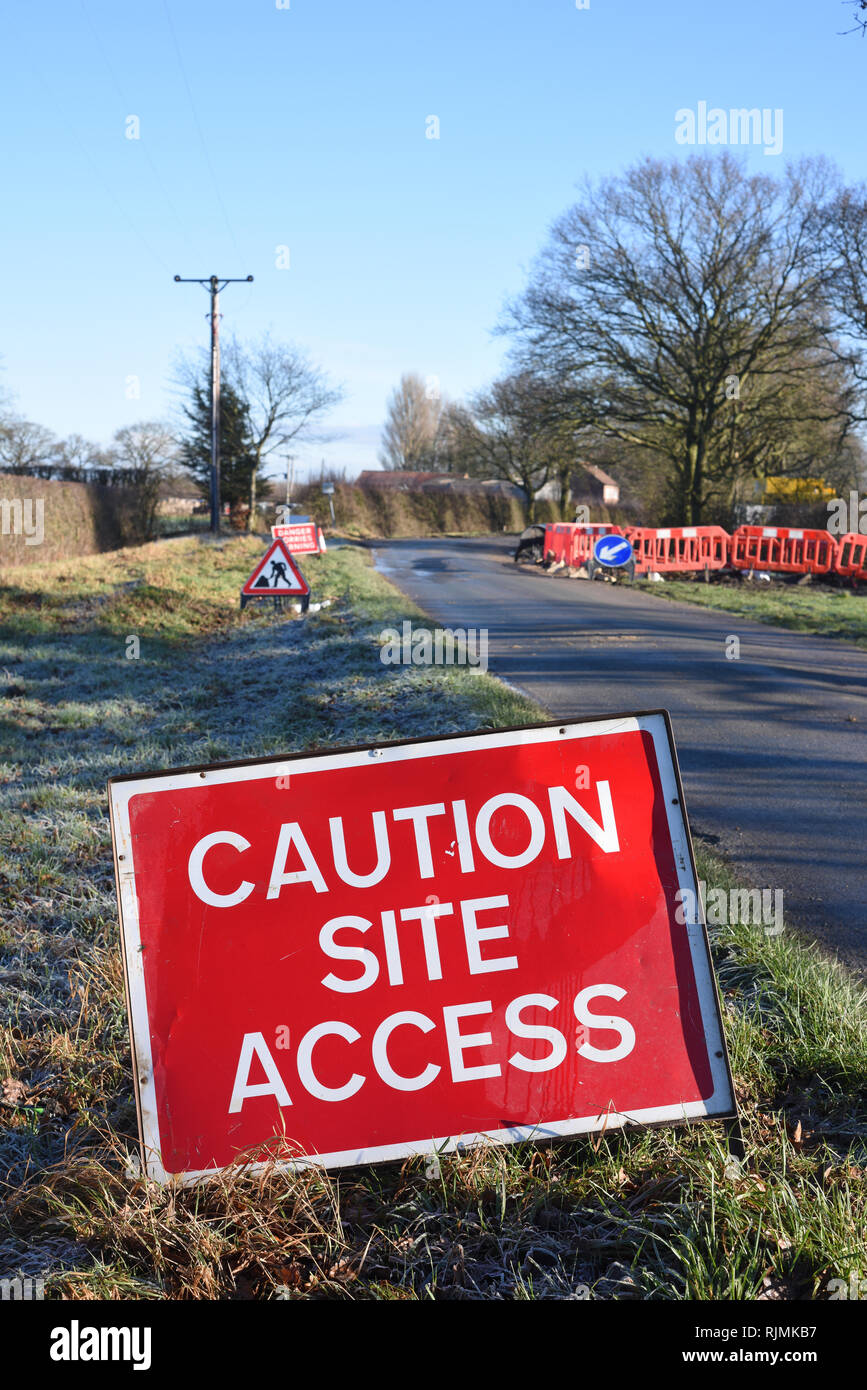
xmin=108 ymin=714 xmax=735 ymax=1182
xmin=270 ymin=522 xmax=319 ymax=553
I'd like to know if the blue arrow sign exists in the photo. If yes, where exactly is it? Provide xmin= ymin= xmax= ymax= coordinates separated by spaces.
xmin=593 ymin=534 xmax=633 ymax=568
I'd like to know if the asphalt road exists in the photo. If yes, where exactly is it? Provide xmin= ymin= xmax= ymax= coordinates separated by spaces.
xmin=374 ymin=535 xmax=867 ymax=972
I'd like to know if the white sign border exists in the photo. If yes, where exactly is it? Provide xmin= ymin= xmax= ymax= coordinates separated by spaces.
xmin=241 ymin=536 xmax=309 ymax=596
xmin=109 ymin=712 xmax=737 ymax=1185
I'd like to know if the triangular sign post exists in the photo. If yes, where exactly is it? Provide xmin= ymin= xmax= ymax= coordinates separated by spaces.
xmin=240 ymin=538 xmax=310 ymax=611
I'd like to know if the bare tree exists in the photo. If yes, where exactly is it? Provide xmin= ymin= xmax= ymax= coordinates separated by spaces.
xmin=818 ymin=183 xmax=867 ymax=397
xmin=431 ymin=400 xmax=478 ymax=475
xmin=378 ymin=372 xmax=443 ymax=471
xmin=447 ymin=374 xmax=569 ymax=522
xmin=503 ymin=153 xmax=847 ymax=523
xmin=111 ymin=421 xmax=179 ymax=540
xmin=53 ymin=434 xmax=114 ymax=482
xmin=696 ymin=354 xmax=857 ymax=522
xmin=0 ymin=417 xmax=57 ymax=476
xmin=0 ymin=360 xmax=11 ymax=416
xmin=173 ymin=334 xmax=343 ymax=530
xmin=221 ymin=334 xmax=344 ymax=530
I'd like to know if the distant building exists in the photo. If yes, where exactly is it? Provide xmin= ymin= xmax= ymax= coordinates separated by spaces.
xmin=531 ymin=464 xmax=621 ymax=509
xmin=156 ymin=475 xmax=207 ymax=515
xmin=571 ymin=463 xmax=620 ymax=508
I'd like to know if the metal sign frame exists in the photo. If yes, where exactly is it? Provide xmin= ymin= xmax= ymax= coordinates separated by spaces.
xmin=240 ymin=537 xmax=310 ymax=610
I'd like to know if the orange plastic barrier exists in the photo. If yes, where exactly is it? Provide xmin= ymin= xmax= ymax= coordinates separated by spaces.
xmin=543 ymin=523 xmax=576 ymax=565
xmin=568 ymin=524 xmax=624 ymax=567
xmin=835 ymin=532 xmax=867 ymax=581
xmin=625 ymin=526 xmax=730 ymax=574
xmin=543 ymin=522 xmax=622 ymax=567
xmin=541 ymin=520 xmax=860 ymax=580
xmin=729 ymin=526 xmax=836 ymax=575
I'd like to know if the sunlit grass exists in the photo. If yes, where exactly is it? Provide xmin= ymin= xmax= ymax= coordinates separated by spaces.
xmin=643 ymin=576 xmax=867 ymax=648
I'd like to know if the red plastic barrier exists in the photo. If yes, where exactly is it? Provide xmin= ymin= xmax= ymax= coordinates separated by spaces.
xmin=542 ymin=520 xmax=859 ymax=579
xmin=625 ymin=526 xmax=730 ymax=575
xmin=542 ymin=523 xmax=574 ymax=565
xmin=543 ymin=522 xmax=622 ymax=567
xmin=835 ymin=532 xmax=867 ymax=581
xmin=568 ymin=524 xmax=623 ymax=567
xmin=729 ymin=526 xmax=836 ymax=575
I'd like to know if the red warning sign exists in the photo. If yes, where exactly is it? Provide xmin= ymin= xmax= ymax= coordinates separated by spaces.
xmin=108 ymin=713 xmax=737 ymax=1183
xmin=270 ymin=522 xmax=319 ymax=553
xmin=241 ymin=539 xmax=310 ymax=598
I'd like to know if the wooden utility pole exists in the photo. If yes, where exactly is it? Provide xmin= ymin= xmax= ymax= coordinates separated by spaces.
xmin=174 ymin=274 xmax=253 ymax=534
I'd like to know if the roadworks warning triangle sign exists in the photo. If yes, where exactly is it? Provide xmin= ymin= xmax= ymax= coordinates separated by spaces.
xmin=241 ymin=538 xmax=310 ymax=596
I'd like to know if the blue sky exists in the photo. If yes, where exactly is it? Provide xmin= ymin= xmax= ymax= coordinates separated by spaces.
xmin=1 ymin=0 xmax=865 ymax=482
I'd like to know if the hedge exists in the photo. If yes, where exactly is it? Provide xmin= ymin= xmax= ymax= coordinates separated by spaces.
xmin=0 ymin=474 xmax=144 ymax=571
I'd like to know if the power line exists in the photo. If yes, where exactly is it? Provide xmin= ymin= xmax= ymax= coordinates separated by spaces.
xmin=8 ymin=11 xmax=173 ymax=276
xmin=160 ymin=2 xmax=246 ymax=268
xmin=78 ymin=0 xmax=196 ymax=259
